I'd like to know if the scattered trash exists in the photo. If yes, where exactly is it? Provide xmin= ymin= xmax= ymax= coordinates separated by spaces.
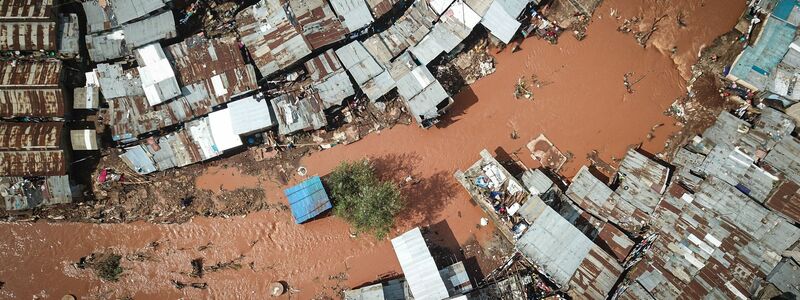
xmin=297 ymin=167 xmax=307 ymax=176
xmin=480 ymin=217 xmax=489 ymax=226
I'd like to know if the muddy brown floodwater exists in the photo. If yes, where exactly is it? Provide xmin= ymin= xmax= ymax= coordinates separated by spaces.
xmin=0 ymin=0 xmax=745 ymax=299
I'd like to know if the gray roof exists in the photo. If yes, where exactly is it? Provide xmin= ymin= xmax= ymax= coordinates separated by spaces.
xmin=57 ymin=14 xmax=80 ymax=55
xmin=520 ymin=169 xmax=553 ymax=195
xmin=671 ymin=147 xmax=706 ymax=189
xmin=120 ymin=144 xmax=158 ymax=174
xmin=336 ymin=41 xmax=396 ymax=101
xmin=764 ymin=135 xmax=800 ymax=184
xmin=314 ymin=71 xmax=356 ymax=109
xmin=272 ymin=94 xmax=328 ymax=135
xmin=73 ymin=86 xmax=100 ymax=109
xmin=95 ymin=63 xmax=145 ymax=99
xmin=439 ymin=261 xmax=473 ymax=295
xmin=236 ymin=0 xmax=312 ymax=77
xmin=82 ymin=0 xmax=167 ymax=33
xmin=616 ymin=149 xmax=669 ymax=213
xmin=480 ymin=1 xmax=521 ymax=43
xmin=121 ymin=10 xmax=176 ymax=50
xmin=343 ymin=283 xmax=384 ymax=300
xmin=378 ymin=1 xmax=436 ymax=57
xmin=767 ymin=258 xmax=800 ymax=296
xmin=391 ymin=227 xmax=450 ymax=299
xmin=329 ymin=0 xmax=375 ymax=31
xmin=86 ymin=30 xmax=129 ymax=62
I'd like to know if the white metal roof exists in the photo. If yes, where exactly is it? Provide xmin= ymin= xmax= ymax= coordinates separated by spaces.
xmin=391 ymin=227 xmax=449 ymax=300
xmin=208 ymin=109 xmax=243 ymax=152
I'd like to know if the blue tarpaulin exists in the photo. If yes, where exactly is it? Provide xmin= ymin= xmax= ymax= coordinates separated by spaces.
xmin=284 ymin=176 xmax=332 ymax=224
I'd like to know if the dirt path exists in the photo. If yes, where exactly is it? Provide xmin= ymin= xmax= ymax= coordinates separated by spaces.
xmin=0 ymin=0 xmax=745 ymax=299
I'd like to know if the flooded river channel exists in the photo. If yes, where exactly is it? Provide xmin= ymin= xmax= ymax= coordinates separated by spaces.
xmin=0 ymin=0 xmax=745 ymax=298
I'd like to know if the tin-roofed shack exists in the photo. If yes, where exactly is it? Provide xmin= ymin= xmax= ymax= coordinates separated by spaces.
xmin=236 ymin=0 xmax=312 ymax=78
xmin=86 ymin=11 xmax=177 ymax=63
xmin=57 ymin=13 xmax=79 ymax=57
xmin=0 ymin=0 xmax=56 ymax=52
xmin=82 ymin=0 xmax=168 ymax=34
xmin=0 ymin=150 xmax=66 ymax=176
xmin=0 ymin=60 xmax=64 ymax=118
xmin=288 ymin=0 xmax=348 ymax=50
xmin=272 ymin=94 xmax=327 ymax=135
xmin=304 ymin=49 xmax=356 ymax=108
xmin=0 ymin=122 xmax=63 ymax=150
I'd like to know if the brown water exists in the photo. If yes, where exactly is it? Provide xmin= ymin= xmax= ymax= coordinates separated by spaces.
xmin=0 ymin=1 xmax=745 ymax=299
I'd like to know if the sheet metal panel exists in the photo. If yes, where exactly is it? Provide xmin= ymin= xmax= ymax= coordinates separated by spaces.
xmin=95 ymin=62 xmax=145 ymax=99
xmin=166 ymin=34 xmax=248 ymax=86
xmin=0 ymin=0 xmax=53 ymax=19
xmin=480 ymin=1 xmax=521 ymax=43
xmin=283 ymin=176 xmax=332 ymax=223
xmin=227 ymin=93 xmax=276 ymax=134
xmin=86 ymin=30 xmax=129 ymax=62
xmin=273 ymin=94 xmax=327 ymax=135
xmin=0 ymin=60 xmax=60 ymax=86
xmin=305 ymin=49 xmax=343 ymax=80
xmin=366 ymin=0 xmax=397 ymax=19
xmin=0 ymin=122 xmax=62 ymax=150
xmin=120 ymin=145 xmax=157 ymax=175
xmin=391 ymin=227 xmax=450 ymax=299
xmin=70 ymin=129 xmax=99 ymax=151
xmin=329 ymin=0 xmax=374 ymax=31
xmin=288 ymin=0 xmax=347 ymax=49
xmin=0 ymin=21 xmax=55 ymax=51
xmin=0 ymin=150 xmax=65 ymax=176
xmin=0 ymin=89 xmax=63 ymax=117
xmin=236 ymin=0 xmax=312 ymax=77
xmin=122 ymin=11 xmax=176 ymax=50
xmin=82 ymin=0 xmax=166 ymax=33
xmin=58 ymin=14 xmax=79 ymax=55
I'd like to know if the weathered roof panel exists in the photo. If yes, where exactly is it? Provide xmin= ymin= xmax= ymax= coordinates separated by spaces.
xmin=391 ymin=227 xmax=450 ymax=299
xmin=0 ymin=0 xmax=53 ymax=19
xmin=273 ymin=94 xmax=327 ymax=135
xmin=57 ymin=13 xmax=79 ymax=55
xmin=0 ymin=122 xmax=62 ymax=150
xmin=2 ymin=175 xmax=71 ymax=211
xmin=289 ymin=0 xmax=347 ymax=49
xmin=121 ymin=10 xmax=176 ymax=50
xmin=0 ymin=21 xmax=56 ymax=51
xmin=70 ymin=129 xmax=99 ymax=151
xmin=0 ymin=89 xmax=64 ymax=117
xmin=0 ymin=60 xmax=60 ymax=86
xmin=329 ymin=0 xmax=375 ymax=31
xmin=236 ymin=0 xmax=312 ymax=77
xmin=135 ymin=43 xmax=181 ymax=106
xmin=0 ymin=150 xmax=65 ymax=176
xmin=95 ymin=62 xmax=144 ymax=99
xmin=85 ymin=29 xmax=129 ymax=62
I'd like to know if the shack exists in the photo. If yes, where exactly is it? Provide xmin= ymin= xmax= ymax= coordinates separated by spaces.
xmin=284 ymin=176 xmax=331 ymax=224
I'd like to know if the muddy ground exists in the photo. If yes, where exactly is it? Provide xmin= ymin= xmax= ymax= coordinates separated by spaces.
xmin=0 ymin=0 xmax=748 ymax=299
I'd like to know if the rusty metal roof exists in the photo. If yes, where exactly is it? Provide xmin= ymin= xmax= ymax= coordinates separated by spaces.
xmin=616 ymin=149 xmax=670 ymax=213
xmin=0 ymin=89 xmax=64 ymax=117
xmin=0 ymin=60 xmax=60 ymax=86
xmin=288 ymin=0 xmax=347 ymax=49
xmin=0 ymin=0 xmax=53 ymax=20
xmin=100 ymin=96 xmax=164 ymax=142
xmin=0 ymin=21 xmax=56 ymax=51
xmin=596 ymin=223 xmax=634 ymax=262
xmin=765 ymin=180 xmax=800 ymax=223
xmin=236 ymin=0 xmax=312 ymax=77
xmin=305 ymin=49 xmax=343 ymax=81
xmin=378 ymin=1 xmax=437 ymax=57
xmin=0 ymin=150 xmax=65 ymax=176
xmin=165 ymin=34 xmax=248 ymax=85
xmin=366 ymin=0 xmax=397 ymax=19
xmin=0 ymin=122 xmax=62 ymax=150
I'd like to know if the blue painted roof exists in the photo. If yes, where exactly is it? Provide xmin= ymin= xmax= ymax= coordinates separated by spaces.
xmin=773 ymin=0 xmax=799 ymax=22
xmin=729 ymin=16 xmax=797 ymax=90
xmin=284 ymin=176 xmax=332 ymax=224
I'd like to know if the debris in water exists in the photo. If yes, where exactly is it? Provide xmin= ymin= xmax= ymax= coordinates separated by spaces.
xmin=514 ymin=77 xmax=533 ymax=99
xmin=190 ymin=258 xmax=204 ymax=278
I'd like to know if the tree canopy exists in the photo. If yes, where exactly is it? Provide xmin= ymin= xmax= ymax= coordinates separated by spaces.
xmin=326 ymin=159 xmax=404 ymax=239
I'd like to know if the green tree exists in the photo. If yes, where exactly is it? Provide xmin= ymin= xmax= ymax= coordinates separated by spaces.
xmin=326 ymin=159 xmax=404 ymax=239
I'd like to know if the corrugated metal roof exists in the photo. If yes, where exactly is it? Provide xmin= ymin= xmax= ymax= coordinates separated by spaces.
xmin=0 ymin=150 xmax=65 ymax=176
xmin=365 ymin=0 xmax=397 ymax=19
xmin=57 ymin=13 xmax=79 ymax=55
xmin=122 ymin=10 xmax=176 ymax=50
xmin=616 ymin=149 xmax=670 ymax=212
xmin=520 ymin=169 xmax=553 ymax=195
xmin=391 ymin=227 xmax=450 ymax=299
xmin=0 ymin=21 xmax=56 ymax=51
xmin=135 ymin=43 xmax=181 ymax=106
xmin=765 ymin=136 xmax=800 ymax=184
xmin=0 ymin=60 xmax=60 ymax=86
xmin=0 ymin=89 xmax=63 ymax=117
xmin=0 ymin=0 xmax=53 ymax=19
xmin=70 ymin=129 xmax=99 ymax=151
xmin=272 ymin=94 xmax=328 ymax=135
xmin=305 ymin=49 xmax=343 ymax=81
xmin=343 ymin=283 xmax=385 ymax=300
xmin=95 ymin=62 xmax=144 ymax=99
xmin=314 ymin=70 xmax=355 ymax=108
xmin=765 ymin=180 xmax=800 ymax=223
xmin=767 ymin=258 xmax=800 ymax=296
xmin=284 ymin=176 xmax=331 ymax=224
xmin=439 ymin=261 xmax=473 ymax=295
xmin=378 ymin=1 xmax=436 ymax=57
xmin=289 ymin=0 xmax=347 ymax=49
xmin=398 ymin=67 xmax=450 ymax=124
xmin=495 ymin=0 xmax=532 ymax=18
xmin=73 ymin=86 xmax=100 ymax=109
xmin=82 ymin=0 xmax=167 ymax=33
xmin=1 ymin=175 xmax=71 ymax=211
xmin=480 ymin=1 xmax=521 ymax=43
xmin=329 ymin=0 xmax=375 ymax=31
xmin=86 ymin=30 xmax=129 ymax=62
xmin=120 ymin=145 xmax=157 ymax=175
xmin=0 ymin=122 xmax=62 ymax=150
xmin=336 ymin=41 xmax=396 ymax=101
xmin=166 ymin=34 xmax=248 ymax=86
xmin=236 ymin=0 xmax=312 ymax=77
xmin=100 ymin=96 xmax=162 ymax=141
xmin=596 ymin=223 xmax=634 ymax=262
xmin=226 ymin=93 xmax=276 ymax=134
